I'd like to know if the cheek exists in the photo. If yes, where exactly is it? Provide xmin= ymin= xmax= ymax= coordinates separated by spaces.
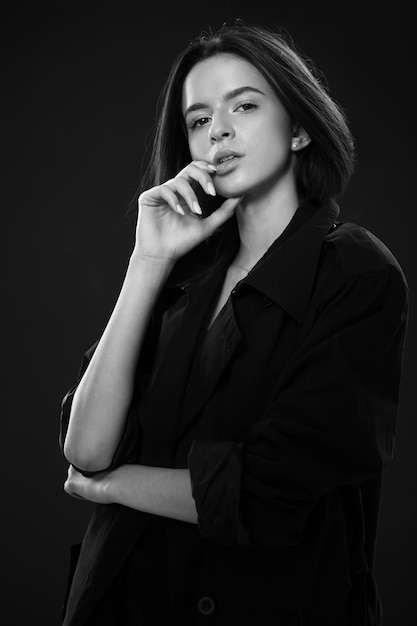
xmin=188 ymin=129 xmax=213 ymax=161
xmin=260 ymin=122 xmax=292 ymax=161
xmin=187 ymin=135 xmax=203 ymax=160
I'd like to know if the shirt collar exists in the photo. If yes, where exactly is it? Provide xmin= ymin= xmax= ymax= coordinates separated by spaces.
xmin=171 ymin=198 xmax=340 ymax=325
xmin=243 ymin=199 xmax=340 ymax=323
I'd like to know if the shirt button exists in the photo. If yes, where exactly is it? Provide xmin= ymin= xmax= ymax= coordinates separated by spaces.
xmin=198 ymin=596 xmax=216 ymax=615
xmin=261 ymin=296 xmax=273 ymax=307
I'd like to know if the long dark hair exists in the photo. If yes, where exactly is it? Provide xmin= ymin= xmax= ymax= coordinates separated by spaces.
xmin=138 ymin=20 xmax=355 ymax=202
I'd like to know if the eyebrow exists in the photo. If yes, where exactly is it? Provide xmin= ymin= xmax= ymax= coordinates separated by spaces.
xmin=183 ymin=86 xmax=266 ymax=119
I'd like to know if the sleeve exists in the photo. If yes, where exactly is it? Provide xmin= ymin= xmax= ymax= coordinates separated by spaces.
xmin=188 ymin=261 xmax=409 ymax=549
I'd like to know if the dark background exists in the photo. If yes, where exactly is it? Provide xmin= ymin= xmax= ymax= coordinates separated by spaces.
xmin=3 ymin=0 xmax=416 ymax=624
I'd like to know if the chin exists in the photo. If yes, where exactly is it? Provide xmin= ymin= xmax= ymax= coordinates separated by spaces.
xmin=214 ymin=180 xmax=248 ymax=199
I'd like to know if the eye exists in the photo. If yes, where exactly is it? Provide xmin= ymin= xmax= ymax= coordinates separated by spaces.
xmin=235 ymin=102 xmax=258 ymax=112
xmin=190 ymin=116 xmax=211 ymax=129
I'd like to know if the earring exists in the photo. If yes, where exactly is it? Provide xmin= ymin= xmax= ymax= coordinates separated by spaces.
xmin=292 ymin=141 xmax=298 ymax=149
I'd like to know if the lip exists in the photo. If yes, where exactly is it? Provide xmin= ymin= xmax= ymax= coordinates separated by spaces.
xmin=215 ymin=156 xmax=240 ymax=175
xmin=212 ymin=150 xmax=242 ymax=175
xmin=212 ymin=149 xmax=242 ymax=166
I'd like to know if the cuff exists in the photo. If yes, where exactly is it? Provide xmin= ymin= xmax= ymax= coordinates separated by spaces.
xmin=188 ymin=439 xmax=251 ymax=547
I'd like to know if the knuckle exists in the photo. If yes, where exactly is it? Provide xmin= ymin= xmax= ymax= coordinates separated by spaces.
xmin=173 ymin=174 xmax=187 ymax=186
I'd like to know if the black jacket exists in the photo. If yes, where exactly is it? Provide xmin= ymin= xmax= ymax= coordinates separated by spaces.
xmin=60 ymin=200 xmax=408 ymax=625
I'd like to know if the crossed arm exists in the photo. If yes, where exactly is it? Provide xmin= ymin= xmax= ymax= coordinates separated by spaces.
xmin=64 ymin=463 xmax=198 ymax=524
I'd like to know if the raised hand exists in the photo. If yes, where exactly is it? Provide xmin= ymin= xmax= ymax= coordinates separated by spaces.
xmin=134 ymin=160 xmax=242 ymax=264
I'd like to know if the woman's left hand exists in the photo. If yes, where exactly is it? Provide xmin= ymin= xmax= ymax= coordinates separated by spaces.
xmin=64 ymin=465 xmax=113 ymax=504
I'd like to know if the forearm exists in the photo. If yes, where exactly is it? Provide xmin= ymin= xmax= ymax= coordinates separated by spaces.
xmin=106 ymin=465 xmax=198 ymax=524
xmin=64 ymin=255 xmax=174 ymax=471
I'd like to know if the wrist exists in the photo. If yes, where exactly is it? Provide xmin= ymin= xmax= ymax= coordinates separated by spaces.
xmin=128 ymin=251 xmax=175 ymax=279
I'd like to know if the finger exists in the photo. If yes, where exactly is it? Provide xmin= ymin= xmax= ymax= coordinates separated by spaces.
xmin=187 ymin=160 xmax=217 ymax=172
xmin=64 ymin=479 xmax=87 ymax=500
xmin=176 ymin=162 xmax=217 ymax=198
xmin=139 ymin=185 xmax=184 ymax=215
xmin=166 ymin=177 xmax=203 ymax=215
xmin=64 ymin=479 xmax=74 ymax=495
xmin=156 ymin=185 xmax=186 ymax=215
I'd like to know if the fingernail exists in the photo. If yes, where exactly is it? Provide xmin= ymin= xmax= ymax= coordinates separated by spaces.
xmin=207 ymin=164 xmax=217 ymax=172
xmin=207 ymin=181 xmax=216 ymax=196
xmin=176 ymin=204 xmax=185 ymax=215
xmin=192 ymin=201 xmax=202 ymax=215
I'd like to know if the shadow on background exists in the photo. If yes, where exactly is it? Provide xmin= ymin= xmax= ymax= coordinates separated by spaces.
xmin=3 ymin=1 xmax=416 ymax=624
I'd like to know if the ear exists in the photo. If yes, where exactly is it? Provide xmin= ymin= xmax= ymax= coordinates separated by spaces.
xmin=290 ymin=125 xmax=311 ymax=152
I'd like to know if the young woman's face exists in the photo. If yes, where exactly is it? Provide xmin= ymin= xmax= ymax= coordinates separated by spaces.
xmin=182 ymin=54 xmax=295 ymax=199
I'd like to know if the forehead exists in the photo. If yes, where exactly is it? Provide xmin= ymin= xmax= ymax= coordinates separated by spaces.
xmin=182 ymin=54 xmax=271 ymax=111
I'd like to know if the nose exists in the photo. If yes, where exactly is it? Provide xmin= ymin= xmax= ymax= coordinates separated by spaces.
xmin=209 ymin=114 xmax=235 ymax=142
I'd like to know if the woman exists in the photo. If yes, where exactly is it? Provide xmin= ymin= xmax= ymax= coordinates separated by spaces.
xmin=60 ymin=20 xmax=408 ymax=626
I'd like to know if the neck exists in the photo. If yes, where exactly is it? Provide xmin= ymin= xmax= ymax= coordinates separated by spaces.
xmin=233 ymin=177 xmax=300 ymax=270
